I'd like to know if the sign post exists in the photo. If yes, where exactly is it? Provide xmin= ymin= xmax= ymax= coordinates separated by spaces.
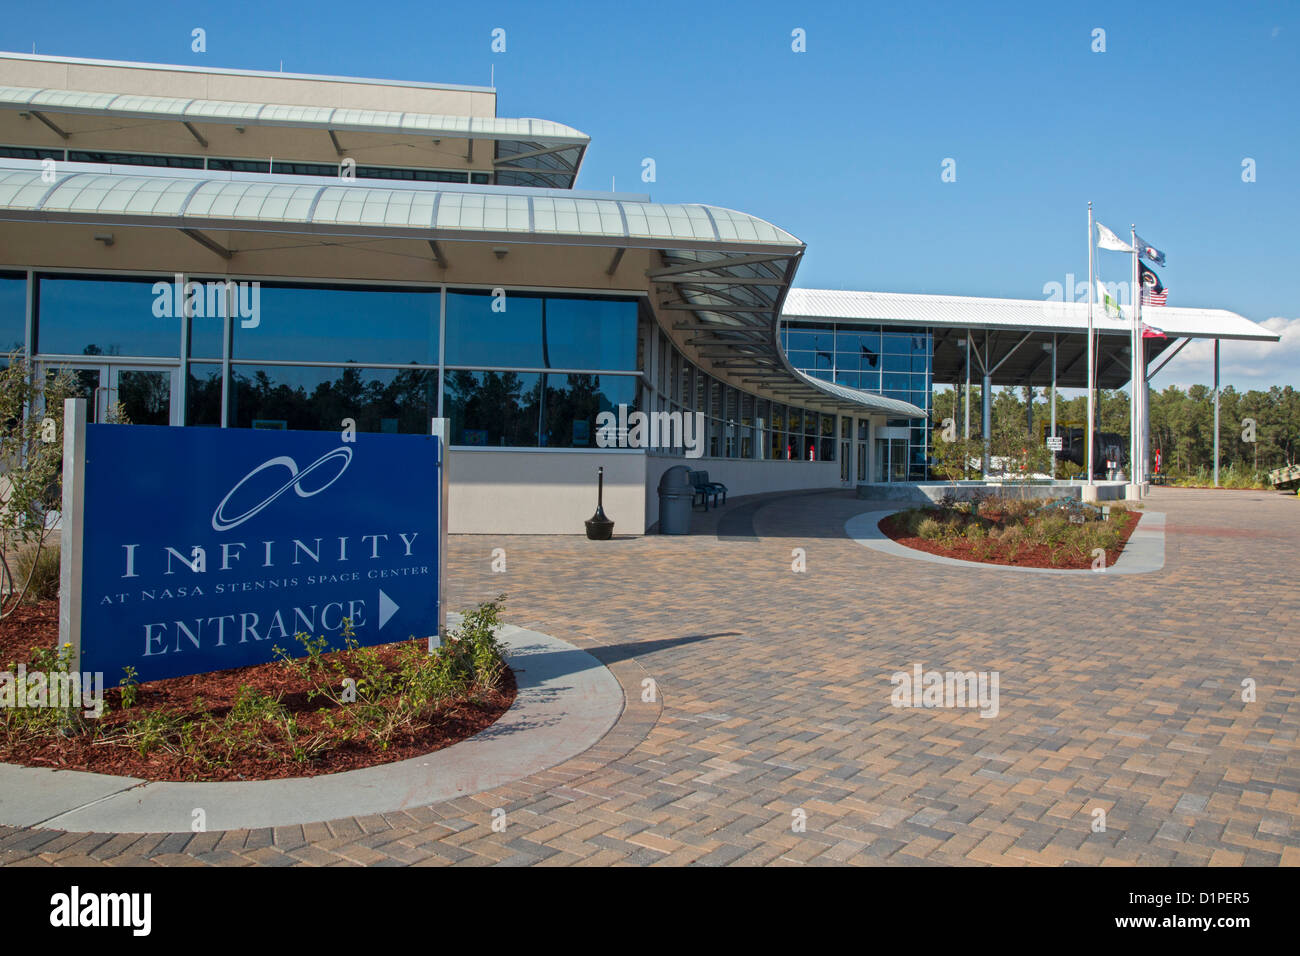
xmin=430 ymin=417 xmax=449 ymax=651
xmin=58 ymin=397 xmax=87 ymax=672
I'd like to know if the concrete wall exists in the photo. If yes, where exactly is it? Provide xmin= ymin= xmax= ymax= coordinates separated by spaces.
xmin=855 ymin=480 xmax=1129 ymax=504
xmin=447 ymin=449 xmax=646 ymax=535
xmin=644 ymin=454 xmax=842 ymax=530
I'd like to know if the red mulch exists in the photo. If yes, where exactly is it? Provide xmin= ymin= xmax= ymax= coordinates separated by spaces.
xmin=0 ymin=600 xmax=515 ymax=782
xmin=879 ymin=508 xmax=1140 ymax=570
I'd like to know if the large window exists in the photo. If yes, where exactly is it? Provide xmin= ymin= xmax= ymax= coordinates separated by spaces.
xmin=35 ymin=274 xmax=178 ymax=357
xmin=228 ymin=283 xmax=439 ymax=365
xmin=228 ymin=364 xmax=436 ymax=433
xmin=445 ymin=291 xmax=637 ymax=370
xmin=444 ymin=370 xmax=637 ymax=448
xmin=0 ymin=273 xmax=25 ymax=355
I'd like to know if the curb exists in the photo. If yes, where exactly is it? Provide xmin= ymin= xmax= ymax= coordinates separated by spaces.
xmin=844 ymin=509 xmax=1165 ymax=575
xmin=0 ymin=623 xmax=624 ymax=833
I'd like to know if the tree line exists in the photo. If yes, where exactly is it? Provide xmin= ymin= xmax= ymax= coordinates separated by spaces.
xmin=933 ymin=383 xmax=1300 ymax=479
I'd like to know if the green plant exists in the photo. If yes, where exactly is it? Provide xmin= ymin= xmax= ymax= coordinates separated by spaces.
xmin=12 ymin=544 xmax=60 ymax=602
xmin=917 ymin=516 xmax=945 ymax=540
xmin=119 ymin=666 xmax=140 ymax=709
xmin=0 ymin=354 xmax=76 ymax=618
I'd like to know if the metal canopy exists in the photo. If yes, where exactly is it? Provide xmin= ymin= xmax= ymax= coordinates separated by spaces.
xmin=0 ymin=164 xmax=801 ymax=252
xmin=784 ymin=287 xmax=1278 ymax=390
xmin=0 ymin=161 xmax=908 ymax=415
xmin=653 ymin=249 xmax=925 ymax=417
xmin=0 ymin=85 xmax=591 ymax=188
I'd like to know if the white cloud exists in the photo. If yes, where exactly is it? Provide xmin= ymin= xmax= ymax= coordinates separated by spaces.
xmin=1155 ymin=317 xmax=1300 ymax=392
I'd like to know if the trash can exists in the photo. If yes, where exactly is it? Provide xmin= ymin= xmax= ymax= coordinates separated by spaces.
xmin=657 ymin=465 xmax=694 ymax=535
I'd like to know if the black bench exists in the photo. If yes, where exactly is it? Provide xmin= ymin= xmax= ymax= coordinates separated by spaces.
xmin=689 ymin=470 xmax=728 ymax=510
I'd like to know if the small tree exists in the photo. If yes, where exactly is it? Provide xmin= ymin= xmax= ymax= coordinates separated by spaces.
xmin=930 ymin=431 xmax=982 ymax=482
xmin=0 ymin=352 xmax=76 ymax=617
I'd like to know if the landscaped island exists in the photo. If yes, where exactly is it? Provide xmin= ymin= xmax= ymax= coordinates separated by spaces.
xmin=0 ymin=597 xmax=514 ymax=782
xmin=879 ymin=495 xmax=1141 ymax=569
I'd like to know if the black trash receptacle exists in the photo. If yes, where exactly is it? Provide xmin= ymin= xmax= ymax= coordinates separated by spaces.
xmin=657 ymin=465 xmax=694 ymax=535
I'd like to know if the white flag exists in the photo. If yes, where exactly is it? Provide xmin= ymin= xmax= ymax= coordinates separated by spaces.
xmin=1096 ymin=222 xmax=1134 ymax=252
xmin=1096 ymin=278 xmax=1123 ymax=318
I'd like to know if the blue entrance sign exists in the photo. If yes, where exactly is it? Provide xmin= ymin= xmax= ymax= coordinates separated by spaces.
xmin=78 ymin=424 xmax=441 ymax=683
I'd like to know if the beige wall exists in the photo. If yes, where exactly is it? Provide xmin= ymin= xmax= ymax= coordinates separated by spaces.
xmin=0 ymin=54 xmax=495 ymax=117
xmin=643 ymin=455 xmax=842 ymax=530
xmin=0 ymin=111 xmax=499 ymax=174
xmin=0 ymin=223 xmax=653 ymax=292
xmin=447 ymin=449 xmax=646 ymax=535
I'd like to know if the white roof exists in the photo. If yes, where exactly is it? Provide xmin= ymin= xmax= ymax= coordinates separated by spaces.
xmin=0 ymin=84 xmax=584 ymax=145
xmin=783 ymin=288 xmax=1278 ymax=342
xmin=0 ymin=164 xmax=801 ymax=251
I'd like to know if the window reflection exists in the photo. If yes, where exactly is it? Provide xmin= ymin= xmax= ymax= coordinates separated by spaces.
xmin=445 ymin=291 xmax=637 ymax=370
xmin=231 ymin=284 xmax=439 ymax=365
xmin=228 ymin=364 xmax=436 ymax=433
xmin=36 ymin=275 xmax=178 ymax=357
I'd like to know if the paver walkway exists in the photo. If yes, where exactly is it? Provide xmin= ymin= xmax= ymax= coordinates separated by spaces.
xmin=2 ymin=487 xmax=1297 ymax=866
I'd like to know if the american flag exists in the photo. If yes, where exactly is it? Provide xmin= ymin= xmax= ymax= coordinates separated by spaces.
xmin=1141 ymin=288 xmax=1168 ymax=306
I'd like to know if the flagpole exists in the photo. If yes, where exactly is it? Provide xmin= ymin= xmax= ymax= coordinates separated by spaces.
xmin=1131 ymin=224 xmax=1140 ymax=486
xmin=1086 ymin=202 xmax=1095 ymax=487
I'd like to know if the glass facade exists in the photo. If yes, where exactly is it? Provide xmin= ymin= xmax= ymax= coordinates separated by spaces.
xmin=13 ymin=273 xmax=653 ymax=446
xmin=35 ymin=274 xmax=178 ymax=357
xmin=642 ymin=321 xmax=837 ymax=463
xmin=783 ymin=321 xmax=932 ymax=479
xmin=8 ymin=271 xmax=845 ymax=465
xmin=0 ymin=272 xmax=25 ymax=355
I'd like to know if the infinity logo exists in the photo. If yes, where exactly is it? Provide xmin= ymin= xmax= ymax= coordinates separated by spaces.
xmin=212 ymin=447 xmax=353 ymax=531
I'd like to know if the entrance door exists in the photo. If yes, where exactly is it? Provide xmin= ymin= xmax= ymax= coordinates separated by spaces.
xmin=856 ymin=419 xmax=869 ymax=483
xmin=56 ymin=364 xmax=178 ymax=425
xmin=890 ymin=437 xmax=908 ymax=482
xmin=872 ymin=435 xmax=911 ymax=482
xmin=111 ymin=367 xmax=176 ymax=426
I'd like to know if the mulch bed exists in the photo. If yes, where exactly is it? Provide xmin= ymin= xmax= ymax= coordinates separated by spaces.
xmin=0 ymin=599 xmax=516 ymax=782
xmin=879 ymin=507 xmax=1141 ymax=570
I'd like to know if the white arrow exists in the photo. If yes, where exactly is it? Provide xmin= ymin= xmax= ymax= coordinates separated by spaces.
xmin=378 ymin=589 xmax=399 ymax=630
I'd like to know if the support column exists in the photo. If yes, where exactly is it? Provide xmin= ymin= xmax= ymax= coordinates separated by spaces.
xmin=1213 ymin=339 xmax=1221 ymax=487
xmin=1050 ymin=334 xmax=1057 ymax=478
xmin=964 ymin=336 xmax=971 ymax=440
xmin=982 ymin=345 xmax=992 ymax=478
xmin=1141 ymin=339 xmax=1151 ymax=486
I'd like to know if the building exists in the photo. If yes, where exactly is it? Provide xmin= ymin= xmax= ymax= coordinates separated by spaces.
xmin=0 ymin=53 xmax=1279 ymax=532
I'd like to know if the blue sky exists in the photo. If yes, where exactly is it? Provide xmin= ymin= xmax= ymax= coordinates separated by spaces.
xmin=4 ymin=1 xmax=1297 ymax=389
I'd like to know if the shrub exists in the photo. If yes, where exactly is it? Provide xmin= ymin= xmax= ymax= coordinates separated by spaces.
xmin=12 ymin=544 xmax=59 ymax=602
xmin=917 ymin=516 xmax=945 ymax=540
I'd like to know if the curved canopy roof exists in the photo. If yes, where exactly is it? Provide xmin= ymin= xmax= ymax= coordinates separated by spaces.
xmin=0 ymin=161 xmax=921 ymax=417
xmin=0 ymin=85 xmax=589 ymax=187
xmin=651 ymin=248 xmax=925 ymax=417
xmin=0 ymin=164 xmax=800 ymax=251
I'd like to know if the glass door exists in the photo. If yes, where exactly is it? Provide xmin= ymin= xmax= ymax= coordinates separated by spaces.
xmin=110 ymin=366 xmax=177 ymax=426
xmin=52 ymin=363 xmax=177 ymax=425
xmin=66 ymin=367 xmax=105 ymax=423
xmin=890 ymin=438 xmax=908 ymax=482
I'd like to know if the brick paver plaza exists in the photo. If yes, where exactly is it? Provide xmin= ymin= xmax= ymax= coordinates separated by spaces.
xmin=3 ymin=488 xmax=1297 ymax=866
